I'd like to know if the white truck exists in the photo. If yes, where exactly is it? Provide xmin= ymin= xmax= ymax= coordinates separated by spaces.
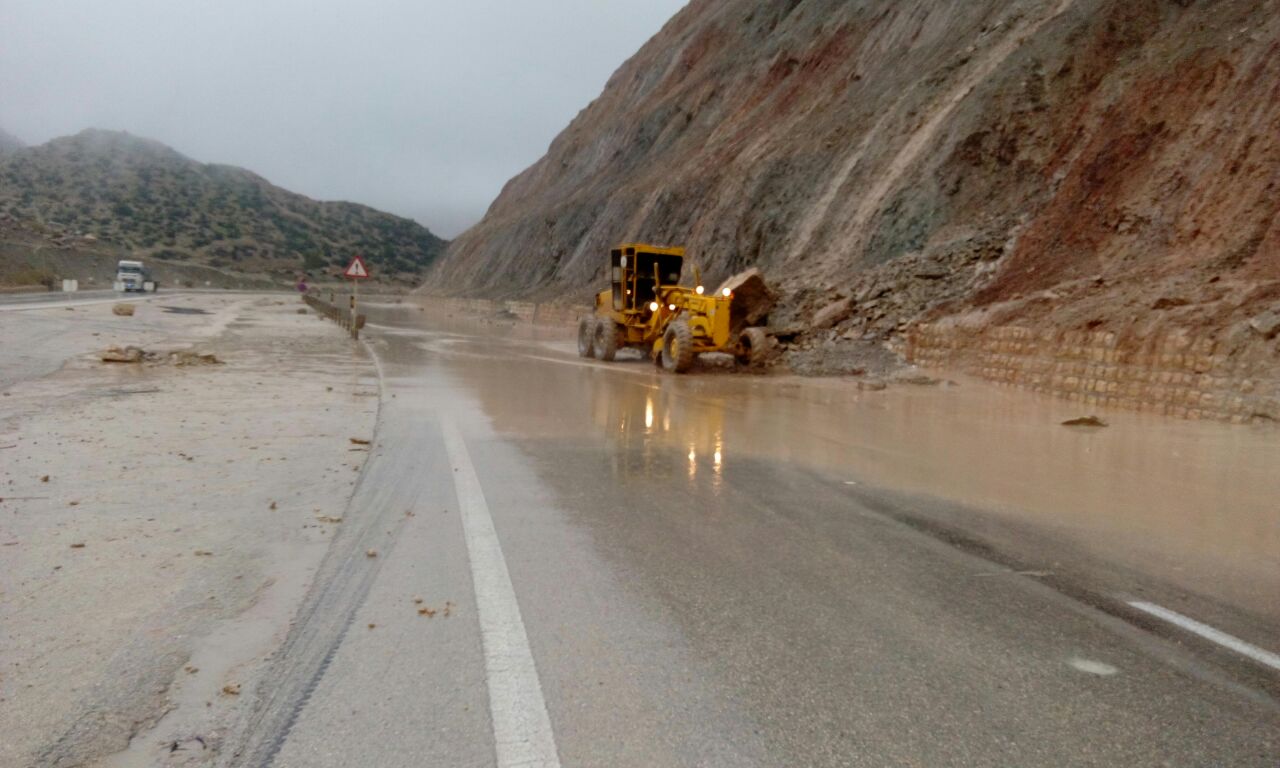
xmin=114 ymin=260 xmax=156 ymax=293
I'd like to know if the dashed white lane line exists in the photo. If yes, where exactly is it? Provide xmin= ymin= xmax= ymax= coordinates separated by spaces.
xmin=442 ymin=418 xmax=562 ymax=768
xmin=1128 ymin=601 xmax=1280 ymax=672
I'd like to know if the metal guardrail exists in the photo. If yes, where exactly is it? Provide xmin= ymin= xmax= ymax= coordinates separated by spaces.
xmin=303 ymin=293 xmax=365 ymax=339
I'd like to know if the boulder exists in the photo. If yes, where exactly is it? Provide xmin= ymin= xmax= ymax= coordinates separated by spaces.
xmin=169 ymin=350 xmax=222 ymax=366
xmin=811 ymin=297 xmax=854 ymax=330
xmin=100 ymin=346 xmax=144 ymax=363
xmin=1062 ymin=416 xmax=1108 ymax=428
xmin=892 ymin=372 xmax=943 ymax=386
xmin=1248 ymin=310 xmax=1280 ymax=339
xmin=856 ymin=283 xmax=890 ymax=303
xmin=1152 ymin=296 xmax=1191 ymax=310
xmin=912 ymin=259 xmax=949 ymax=280
xmin=716 ymin=268 xmax=777 ymax=334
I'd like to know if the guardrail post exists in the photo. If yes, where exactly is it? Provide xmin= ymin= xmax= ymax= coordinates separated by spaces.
xmin=302 ymin=293 xmax=361 ymax=341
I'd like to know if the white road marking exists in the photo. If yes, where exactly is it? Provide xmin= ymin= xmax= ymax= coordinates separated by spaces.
xmin=1068 ymin=658 xmax=1118 ymax=676
xmin=442 ymin=418 xmax=562 ymax=768
xmin=1128 ymin=600 xmax=1280 ymax=671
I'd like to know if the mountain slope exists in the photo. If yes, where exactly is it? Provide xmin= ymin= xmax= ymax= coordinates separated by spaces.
xmin=427 ymin=0 xmax=1279 ymax=340
xmin=0 ymin=129 xmax=446 ymax=281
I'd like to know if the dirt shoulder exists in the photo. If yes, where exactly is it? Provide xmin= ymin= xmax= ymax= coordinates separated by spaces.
xmin=0 ymin=294 xmax=378 ymax=767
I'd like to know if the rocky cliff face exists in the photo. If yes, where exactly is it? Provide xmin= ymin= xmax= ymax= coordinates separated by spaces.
xmin=428 ymin=0 xmax=1279 ymax=359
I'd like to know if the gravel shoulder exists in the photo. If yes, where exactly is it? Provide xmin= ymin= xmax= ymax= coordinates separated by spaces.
xmin=0 ymin=295 xmax=378 ymax=767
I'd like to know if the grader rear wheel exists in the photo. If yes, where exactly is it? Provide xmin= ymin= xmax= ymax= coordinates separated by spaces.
xmin=594 ymin=319 xmax=620 ymax=362
xmin=577 ymin=317 xmax=597 ymax=358
xmin=661 ymin=320 xmax=695 ymax=373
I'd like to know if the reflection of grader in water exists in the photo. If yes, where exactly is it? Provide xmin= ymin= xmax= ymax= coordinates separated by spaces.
xmin=589 ymin=378 xmax=730 ymax=483
xmin=577 ymin=244 xmax=775 ymax=373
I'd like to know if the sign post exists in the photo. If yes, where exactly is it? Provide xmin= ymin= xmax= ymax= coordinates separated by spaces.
xmin=343 ymin=255 xmax=370 ymax=339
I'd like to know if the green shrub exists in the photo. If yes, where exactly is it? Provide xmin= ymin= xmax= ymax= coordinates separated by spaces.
xmin=6 ymin=266 xmax=58 ymax=288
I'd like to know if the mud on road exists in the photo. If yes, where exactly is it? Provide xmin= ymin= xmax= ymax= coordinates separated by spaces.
xmin=0 ymin=294 xmax=377 ymax=768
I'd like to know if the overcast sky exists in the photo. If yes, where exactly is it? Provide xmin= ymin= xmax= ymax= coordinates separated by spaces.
xmin=0 ymin=0 xmax=687 ymax=237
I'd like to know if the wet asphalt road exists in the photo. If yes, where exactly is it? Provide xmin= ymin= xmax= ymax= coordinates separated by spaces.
xmin=230 ymin=303 xmax=1280 ymax=767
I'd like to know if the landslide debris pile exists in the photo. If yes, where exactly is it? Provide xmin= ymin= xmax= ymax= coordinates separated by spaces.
xmin=427 ymin=0 xmax=1279 ymax=368
xmin=100 ymin=346 xmax=222 ymax=365
xmin=0 ymin=129 xmax=447 ymax=284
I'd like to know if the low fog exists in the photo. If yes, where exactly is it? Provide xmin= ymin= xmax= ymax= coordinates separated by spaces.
xmin=0 ymin=0 xmax=687 ymax=237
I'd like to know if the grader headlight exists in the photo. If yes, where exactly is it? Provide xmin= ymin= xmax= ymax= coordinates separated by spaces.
xmin=695 ymin=285 xmax=705 ymax=295
xmin=722 ymin=288 xmax=732 ymax=297
xmin=649 ymin=301 xmax=660 ymax=312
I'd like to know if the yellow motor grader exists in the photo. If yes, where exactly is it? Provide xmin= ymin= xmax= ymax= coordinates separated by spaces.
xmin=577 ymin=243 xmax=772 ymax=373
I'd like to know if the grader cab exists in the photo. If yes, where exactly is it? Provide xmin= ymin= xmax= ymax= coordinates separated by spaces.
xmin=577 ymin=243 xmax=772 ymax=373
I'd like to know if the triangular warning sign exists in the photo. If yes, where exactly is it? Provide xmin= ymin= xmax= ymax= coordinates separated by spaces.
xmin=343 ymin=255 xmax=370 ymax=279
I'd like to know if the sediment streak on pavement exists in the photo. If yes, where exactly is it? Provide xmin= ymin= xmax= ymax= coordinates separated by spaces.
xmin=221 ymin=345 xmax=410 ymax=768
xmin=443 ymin=418 xmax=562 ymax=768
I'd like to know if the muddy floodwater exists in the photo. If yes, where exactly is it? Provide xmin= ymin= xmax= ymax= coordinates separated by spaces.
xmin=370 ymin=302 xmax=1280 ymax=621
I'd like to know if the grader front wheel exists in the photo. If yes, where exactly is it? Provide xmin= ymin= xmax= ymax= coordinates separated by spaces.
xmin=736 ymin=326 xmax=771 ymax=368
xmin=577 ymin=317 xmax=597 ymax=358
xmin=661 ymin=320 xmax=695 ymax=373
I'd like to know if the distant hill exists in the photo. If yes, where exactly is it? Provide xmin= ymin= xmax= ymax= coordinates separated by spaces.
xmin=0 ymin=128 xmax=24 ymax=155
xmin=0 ymin=129 xmax=445 ymax=281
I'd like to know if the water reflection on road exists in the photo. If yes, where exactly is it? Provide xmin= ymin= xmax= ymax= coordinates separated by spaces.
xmin=367 ymin=303 xmax=1280 ymax=619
